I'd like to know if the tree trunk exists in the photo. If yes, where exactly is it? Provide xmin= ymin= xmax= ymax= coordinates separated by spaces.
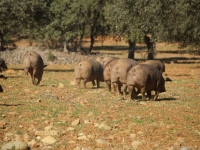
xmin=0 ymin=30 xmax=4 ymax=51
xmin=63 ymin=41 xmax=69 ymax=53
xmin=144 ymin=35 xmax=155 ymax=60
xmin=89 ymin=33 xmax=94 ymax=53
xmin=127 ymin=40 xmax=136 ymax=59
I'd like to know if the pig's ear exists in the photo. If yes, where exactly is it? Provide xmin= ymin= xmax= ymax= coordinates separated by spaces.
xmin=43 ymin=64 xmax=48 ymax=68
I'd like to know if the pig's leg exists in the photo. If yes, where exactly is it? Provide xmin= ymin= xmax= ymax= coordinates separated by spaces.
xmin=24 ymin=68 xmax=29 ymax=84
xmin=117 ymin=84 xmax=122 ymax=95
xmin=83 ymin=79 xmax=87 ymax=88
xmin=122 ymin=84 xmax=127 ymax=99
xmin=92 ymin=80 xmax=95 ymax=86
xmin=76 ymin=79 xmax=81 ymax=88
xmin=128 ymin=86 xmax=133 ymax=101
xmin=147 ymin=91 xmax=152 ymax=100
xmin=141 ymin=87 xmax=146 ymax=101
xmin=113 ymin=82 xmax=118 ymax=95
xmin=106 ymin=80 xmax=111 ymax=92
xmin=154 ymin=90 xmax=159 ymax=101
xmin=32 ymin=70 xmax=37 ymax=85
xmin=96 ymin=80 xmax=100 ymax=88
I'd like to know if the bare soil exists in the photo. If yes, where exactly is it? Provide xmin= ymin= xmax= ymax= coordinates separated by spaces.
xmin=0 ymin=39 xmax=200 ymax=150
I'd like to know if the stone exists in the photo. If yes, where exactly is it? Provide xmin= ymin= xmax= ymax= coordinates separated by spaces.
xmin=96 ymin=139 xmax=110 ymax=147
xmin=41 ymin=136 xmax=56 ymax=145
xmin=15 ymin=135 xmax=23 ymax=141
xmin=67 ymin=140 xmax=76 ymax=144
xmin=131 ymin=141 xmax=143 ymax=148
xmin=94 ymin=123 xmax=99 ymax=128
xmin=44 ymin=125 xmax=54 ymax=131
xmin=82 ymin=148 xmax=91 ymax=150
xmin=35 ymin=130 xmax=58 ymax=136
xmin=130 ymin=133 xmax=136 ymax=139
xmin=7 ymin=112 xmax=18 ymax=116
xmin=180 ymin=147 xmax=190 ymax=150
xmin=77 ymin=135 xmax=88 ymax=141
xmin=88 ymin=112 xmax=94 ymax=117
xmin=87 ymin=135 xmax=95 ymax=140
xmin=36 ymin=99 xmax=41 ymax=102
xmin=24 ymin=89 xmax=31 ymax=93
xmin=1 ymin=141 xmax=28 ymax=150
xmin=71 ymin=119 xmax=80 ymax=126
xmin=23 ymin=133 xmax=30 ymax=143
xmin=67 ymin=127 xmax=75 ymax=131
xmin=98 ymin=123 xmax=112 ymax=130
xmin=174 ymin=137 xmax=185 ymax=146
xmin=0 ymin=120 xmax=7 ymax=129
xmin=84 ymin=119 xmax=92 ymax=124
xmin=28 ymin=139 xmax=37 ymax=148
xmin=58 ymin=83 xmax=64 ymax=88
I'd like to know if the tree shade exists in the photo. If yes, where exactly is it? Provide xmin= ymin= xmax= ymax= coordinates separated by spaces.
xmin=0 ymin=0 xmax=199 ymax=57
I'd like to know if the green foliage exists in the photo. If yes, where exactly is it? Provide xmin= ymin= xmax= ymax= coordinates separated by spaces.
xmin=0 ymin=0 xmax=200 ymax=50
xmin=47 ymin=51 xmax=56 ymax=61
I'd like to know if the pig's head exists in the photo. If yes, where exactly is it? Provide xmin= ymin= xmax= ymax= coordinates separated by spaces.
xmin=0 ymin=59 xmax=8 ymax=71
xmin=159 ymin=76 xmax=166 ymax=93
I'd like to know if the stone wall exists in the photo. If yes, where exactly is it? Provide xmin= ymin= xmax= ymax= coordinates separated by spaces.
xmin=0 ymin=46 xmax=103 ymax=65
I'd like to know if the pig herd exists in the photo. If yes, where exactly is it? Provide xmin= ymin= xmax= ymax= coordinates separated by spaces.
xmin=75 ymin=56 xmax=166 ymax=101
xmin=0 ymin=51 xmax=166 ymax=101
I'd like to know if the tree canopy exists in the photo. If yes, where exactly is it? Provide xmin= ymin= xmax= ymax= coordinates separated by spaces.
xmin=0 ymin=0 xmax=200 ymax=55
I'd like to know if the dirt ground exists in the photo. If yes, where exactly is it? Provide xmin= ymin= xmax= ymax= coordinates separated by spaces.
xmin=0 ymin=39 xmax=200 ymax=150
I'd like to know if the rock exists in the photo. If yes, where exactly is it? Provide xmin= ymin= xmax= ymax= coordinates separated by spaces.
xmin=67 ymin=127 xmax=75 ymax=131
xmin=88 ymin=112 xmax=94 ymax=117
xmin=174 ymin=137 xmax=185 ymax=146
xmin=36 ymin=99 xmax=41 ymax=102
xmin=95 ymin=139 xmax=110 ymax=147
xmin=44 ymin=125 xmax=54 ymax=131
xmin=41 ymin=136 xmax=56 ymax=145
xmin=24 ymin=89 xmax=31 ymax=93
xmin=3 ymin=133 xmax=15 ymax=142
xmin=58 ymin=83 xmax=64 ymax=88
xmin=139 ymin=102 xmax=147 ymax=105
xmin=1 ymin=141 xmax=28 ymax=150
xmin=94 ymin=123 xmax=99 ymax=128
xmin=131 ymin=141 xmax=143 ymax=148
xmin=87 ymin=135 xmax=95 ymax=140
xmin=35 ymin=130 xmax=58 ymax=136
xmin=98 ymin=122 xmax=112 ymax=130
xmin=70 ymin=80 xmax=76 ymax=85
xmin=71 ymin=118 xmax=80 ymax=126
xmin=77 ymin=135 xmax=88 ymax=141
xmin=106 ymin=135 xmax=114 ymax=140
xmin=67 ymin=140 xmax=76 ymax=144
xmin=0 ymin=120 xmax=7 ymax=129
xmin=28 ymin=139 xmax=37 ymax=148
xmin=7 ymin=111 xmax=18 ymax=116
xmin=130 ymin=134 xmax=136 ymax=139
xmin=77 ymin=133 xmax=88 ymax=141
xmin=180 ymin=147 xmax=190 ymax=150
xmin=82 ymin=148 xmax=91 ymax=150
xmin=15 ymin=135 xmax=23 ymax=141
xmin=23 ymin=133 xmax=30 ymax=143
xmin=84 ymin=119 xmax=92 ymax=124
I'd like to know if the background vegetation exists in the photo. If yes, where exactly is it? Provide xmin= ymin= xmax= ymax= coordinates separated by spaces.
xmin=0 ymin=0 xmax=200 ymax=59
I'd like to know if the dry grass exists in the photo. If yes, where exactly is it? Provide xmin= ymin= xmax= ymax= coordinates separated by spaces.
xmin=0 ymin=39 xmax=200 ymax=149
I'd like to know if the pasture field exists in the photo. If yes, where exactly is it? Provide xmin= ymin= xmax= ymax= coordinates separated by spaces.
xmin=0 ymin=41 xmax=200 ymax=150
